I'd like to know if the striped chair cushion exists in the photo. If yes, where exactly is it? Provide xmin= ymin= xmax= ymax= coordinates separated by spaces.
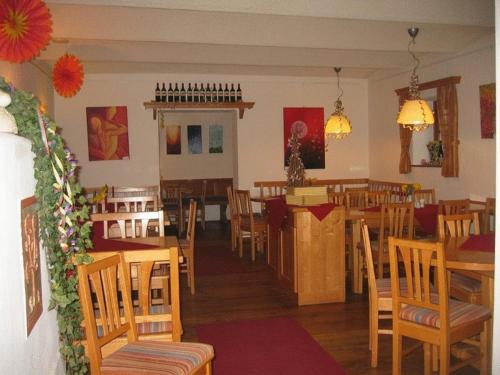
xmin=400 ymin=299 xmax=490 ymax=328
xmin=101 ymin=340 xmax=214 ymax=375
xmin=376 ymin=278 xmax=408 ymax=298
xmin=451 ymin=273 xmax=481 ymax=293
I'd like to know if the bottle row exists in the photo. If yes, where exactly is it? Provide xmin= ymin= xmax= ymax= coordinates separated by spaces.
xmin=154 ymin=82 xmax=243 ymax=103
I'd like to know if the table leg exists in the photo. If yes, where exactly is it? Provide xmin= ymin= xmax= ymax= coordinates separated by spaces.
xmin=481 ymin=274 xmax=493 ymax=374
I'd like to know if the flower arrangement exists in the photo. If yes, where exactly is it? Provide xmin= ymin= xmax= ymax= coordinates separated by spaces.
xmin=401 ymin=183 xmax=421 ymax=196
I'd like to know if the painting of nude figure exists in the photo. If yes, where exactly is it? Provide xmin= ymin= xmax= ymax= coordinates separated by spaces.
xmin=86 ymin=106 xmax=130 ymax=161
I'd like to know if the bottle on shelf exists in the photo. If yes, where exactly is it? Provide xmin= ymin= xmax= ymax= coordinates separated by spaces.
xmin=193 ymin=83 xmax=199 ymax=103
xmin=200 ymin=83 xmax=206 ymax=103
xmin=224 ymin=83 xmax=230 ymax=102
xmin=174 ymin=83 xmax=180 ymax=102
xmin=236 ymin=83 xmax=242 ymax=102
xmin=230 ymin=83 xmax=236 ymax=103
xmin=218 ymin=83 xmax=224 ymax=103
xmin=161 ymin=83 xmax=167 ymax=102
xmin=155 ymin=82 xmax=161 ymax=102
xmin=180 ymin=83 xmax=186 ymax=103
xmin=168 ymin=83 xmax=174 ymax=102
xmin=212 ymin=83 xmax=218 ymax=102
xmin=187 ymin=83 xmax=193 ymax=102
xmin=205 ymin=83 xmax=212 ymax=103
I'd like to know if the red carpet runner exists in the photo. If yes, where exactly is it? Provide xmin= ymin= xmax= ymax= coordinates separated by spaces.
xmin=196 ymin=317 xmax=347 ymax=374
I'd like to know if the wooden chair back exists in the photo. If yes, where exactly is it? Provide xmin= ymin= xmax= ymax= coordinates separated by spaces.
xmin=254 ymin=181 xmax=287 ymax=197
xmin=328 ymin=191 xmax=346 ymax=205
xmin=112 ymin=185 xmax=160 ymax=199
xmin=413 ymin=189 xmax=436 ymax=204
xmin=186 ymin=199 xmax=197 ymax=243
xmin=438 ymin=199 xmax=470 ymax=215
xmin=346 ymin=190 xmax=367 ymax=209
xmin=107 ymin=195 xmax=159 ymax=213
xmin=361 ymin=223 xmax=378 ymax=300
xmin=78 ymin=253 xmax=138 ymax=373
xmin=91 ymin=210 xmax=165 ymax=239
xmin=484 ymin=197 xmax=495 ymax=233
xmin=365 ymin=191 xmax=390 ymax=208
xmin=437 ymin=212 xmax=480 ymax=241
xmin=226 ymin=186 xmax=237 ymax=219
xmin=234 ymin=189 xmax=254 ymax=223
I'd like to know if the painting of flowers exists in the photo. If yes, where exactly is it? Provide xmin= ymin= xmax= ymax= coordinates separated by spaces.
xmin=209 ymin=124 xmax=223 ymax=153
xmin=479 ymin=83 xmax=495 ymax=139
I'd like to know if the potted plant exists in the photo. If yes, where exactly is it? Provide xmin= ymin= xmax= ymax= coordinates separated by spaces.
xmin=426 ymin=140 xmax=443 ymax=166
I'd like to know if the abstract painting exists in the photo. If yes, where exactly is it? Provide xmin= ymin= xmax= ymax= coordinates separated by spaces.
xmin=209 ymin=124 xmax=223 ymax=153
xmin=21 ymin=196 xmax=42 ymax=336
xmin=86 ymin=106 xmax=130 ymax=161
xmin=187 ymin=125 xmax=202 ymax=154
xmin=166 ymin=125 xmax=181 ymax=154
xmin=283 ymin=107 xmax=325 ymax=169
xmin=480 ymin=83 xmax=495 ymax=139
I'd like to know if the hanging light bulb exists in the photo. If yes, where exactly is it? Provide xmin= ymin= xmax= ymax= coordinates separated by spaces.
xmin=397 ymin=27 xmax=434 ymax=131
xmin=325 ymin=67 xmax=352 ymax=143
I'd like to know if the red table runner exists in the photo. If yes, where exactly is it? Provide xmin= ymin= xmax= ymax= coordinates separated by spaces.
xmin=91 ymin=236 xmax=160 ymax=252
xmin=266 ymin=197 xmax=336 ymax=229
xmin=459 ymin=234 xmax=495 ymax=252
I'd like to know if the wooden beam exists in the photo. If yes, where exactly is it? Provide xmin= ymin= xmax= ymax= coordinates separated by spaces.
xmin=395 ymin=76 xmax=461 ymax=96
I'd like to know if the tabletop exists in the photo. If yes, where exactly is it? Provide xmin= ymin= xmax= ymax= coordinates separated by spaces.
xmin=443 ymin=236 xmax=494 ymax=275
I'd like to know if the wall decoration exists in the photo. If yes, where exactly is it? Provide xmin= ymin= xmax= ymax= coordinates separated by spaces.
xmin=166 ymin=125 xmax=181 ymax=154
xmin=283 ymin=107 xmax=325 ymax=169
xmin=53 ymin=54 xmax=84 ymax=98
xmin=21 ymin=196 xmax=42 ymax=336
xmin=479 ymin=83 xmax=495 ymax=139
xmin=209 ymin=124 xmax=223 ymax=153
xmin=0 ymin=0 xmax=53 ymax=63
xmin=187 ymin=125 xmax=202 ymax=154
xmin=86 ymin=106 xmax=130 ymax=161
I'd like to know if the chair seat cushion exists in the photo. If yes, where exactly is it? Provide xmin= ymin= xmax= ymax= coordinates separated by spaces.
xmin=400 ymin=299 xmax=490 ymax=328
xmin=376 ymin=278 xmax=407 ymax=298
xmin=101 ymin=340 xmax=214 ymax=375
xmin=451 ymin=272 xmax=482 ymax=293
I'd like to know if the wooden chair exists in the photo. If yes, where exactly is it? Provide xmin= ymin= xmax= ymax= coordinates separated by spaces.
xmin=235 ymin=189 xmax=267 ymax=261
xmin=483 ymin=197 xmax=495 ymax=234
xmin=180 ymin=199 xmax=197 ymax=294
xmin=182 ymin=180 xmax=206 ymax=232
xmin=388 ymin=237 xmax=491 ymax=375
xmin=91 ymin=210 xmax=165 ymax=239
xmin=77 ymin=253 xmax=214 ymax=375
xmin=346 ymin=190 xmax=367 ymax=209
xmin=254 ymin=180 xmax=287 ymax=212
xmin=375 ymin=202 xmax=414 ymax=278
xmin=107 ymin=195 xmax=159 ymax=213
xmin=112 ymin=185 xmax=161 ymax=199
xmin=438 ymin=199 xmax=470 ymax=215
xmin=361 ymin=223 xmax=393 ymax=368
xmin=227 ymin=186 xmax=239 ymax=251
xmin=162 ymin=185 xmax=183 ymax=236
xmin=365 ymin=190 xmax=390 ymax=208
xmin=328 ymin=191 xmax=346 ymax=205
xmin=438 ymin=212 xmax=482 ymax=304
xmin=413 ymin=188 xmax=436 ymax=205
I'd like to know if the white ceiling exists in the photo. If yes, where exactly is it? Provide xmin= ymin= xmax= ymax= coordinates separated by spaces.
xmin=41 ymin=0 xmax=495 ymax=78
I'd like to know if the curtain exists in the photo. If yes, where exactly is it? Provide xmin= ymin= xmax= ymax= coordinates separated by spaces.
xmin=437 ymin=84 xmax=459 ymax=177
xmin=398 ymin=95 xmax=412 ymax=174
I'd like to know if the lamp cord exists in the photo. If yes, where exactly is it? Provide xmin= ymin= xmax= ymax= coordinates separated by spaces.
xmin=408 ymin=36 xmax=420 ymax=79
xmin=335 ymin=68 xmax=344 ymax=101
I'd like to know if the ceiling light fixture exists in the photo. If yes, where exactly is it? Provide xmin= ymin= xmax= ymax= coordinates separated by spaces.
xmin=396 ymin=27 xmax=434 ymax=131
xmin=325 ymin=67 xmax=352 ymax=143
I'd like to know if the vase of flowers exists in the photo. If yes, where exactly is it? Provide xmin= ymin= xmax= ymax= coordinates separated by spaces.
xmin=427 ymin=140 xmax=443 ymax=166
xmin=401 ymin=183 xmax=421 ymax=202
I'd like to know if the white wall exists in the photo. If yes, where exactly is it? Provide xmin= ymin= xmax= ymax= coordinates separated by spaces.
xmin=159 ymin=110 xmax=235 ymax=180
xmin=55 ymin=74 xmax=369 ymax=194
xmin=0 ymin=134 xmax=63 ymax=375
xmin=368 ymin=37 xmax=495 ymax=201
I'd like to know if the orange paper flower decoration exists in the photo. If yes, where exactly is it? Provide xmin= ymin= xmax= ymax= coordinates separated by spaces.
xmin=53 ymin=54 xmax=84 ymax=98
xmin=0 ymin=0 xmax=52 ymax=63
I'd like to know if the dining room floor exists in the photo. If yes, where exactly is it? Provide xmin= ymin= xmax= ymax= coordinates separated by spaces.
xmin=177 ymin=221 xmax=480 ymax=374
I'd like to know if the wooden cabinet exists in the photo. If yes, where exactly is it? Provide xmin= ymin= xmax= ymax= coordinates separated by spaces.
xmin=267 ymin=224 xmax=281 ymax=275
xmin=270 ymin=206 xmax=345 ymax=305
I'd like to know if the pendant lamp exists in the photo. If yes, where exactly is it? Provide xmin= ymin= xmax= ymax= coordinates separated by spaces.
xmin=397 ymin=27 xmax=434 ymax=131
xmin=325 ymin=67 xmax=352 ymax=142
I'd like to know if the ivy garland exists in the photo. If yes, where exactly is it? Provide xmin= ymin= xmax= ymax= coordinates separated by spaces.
xmin=1 ymin=77 xmax=92 ymax=374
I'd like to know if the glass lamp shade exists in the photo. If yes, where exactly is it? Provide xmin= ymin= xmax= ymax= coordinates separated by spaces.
xmin=325 ymin=113 xmax=352 ymax=140
xmin=397 ymin=99 xmax=435 ymax=132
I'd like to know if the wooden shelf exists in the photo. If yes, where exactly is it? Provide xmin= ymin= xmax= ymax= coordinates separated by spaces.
xmin=144 ymin=101 xmax=255 ymax=120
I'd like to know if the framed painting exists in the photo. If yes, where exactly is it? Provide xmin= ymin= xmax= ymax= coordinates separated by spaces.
xmin=209 ymin=124 xmax=223 ymax=153
xmin=283 ymin=107 xmax=325 ymax=169
xmin=188 ymin=125 xmax=202 ymax=154
xmin=21 ymin=196 xmax=42 ymax=336
xmin=166 ymin=125 xmax=181 ymax=154
xmin=479 ymin=83 xmax=495 ymax=139
xmin=86 ymin=106 xmax=130 ymax=161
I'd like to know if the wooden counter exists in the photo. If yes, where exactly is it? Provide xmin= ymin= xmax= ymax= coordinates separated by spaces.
xmin=269 ymin=206 xmax=345 ymax=305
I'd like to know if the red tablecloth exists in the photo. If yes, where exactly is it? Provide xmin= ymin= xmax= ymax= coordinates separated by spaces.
xmin=459 ymin=234 xmax=495 ymax=252
xmin=266 ymin=197 xmax=336 ymax=229
xmin=361 ymin=204 xmax=438 ymax=235
xmin=91 ymin=235 xmax=160 ymax=252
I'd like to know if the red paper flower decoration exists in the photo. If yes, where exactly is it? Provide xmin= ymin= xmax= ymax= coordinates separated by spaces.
xmin=0 ymin=0 xmax=52 ymax=63
xmin=53 ymin=54 xmax=84 ymax=98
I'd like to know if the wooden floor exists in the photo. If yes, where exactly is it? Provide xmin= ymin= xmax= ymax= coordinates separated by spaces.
xmin=178 ymin=222 xmax=479 ymax=374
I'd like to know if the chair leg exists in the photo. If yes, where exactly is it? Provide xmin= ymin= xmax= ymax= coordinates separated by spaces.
xmin=439 ymin=343 xmax=450 ymax=375
xmin=432 ymin=345 xmax=438 ymax=372
xmin=251 ymin=232 xmax=256 ymax=261
xmin=392 ymin=329 xmax=402 ymax=375
xmin=238 ymin=230 xmax=244 ymax=258
xmin=480 ymin=328 xmax=488 ymax=375
xmin=424 ymin=343 xmax=432 ymax=375
xmin=370 ymin=303 xmax=378 ymax=368
xmin=189 ymin=254 xmax=195 ymax=295
xmin=162 ymin=276 xmax=170 ymax=306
